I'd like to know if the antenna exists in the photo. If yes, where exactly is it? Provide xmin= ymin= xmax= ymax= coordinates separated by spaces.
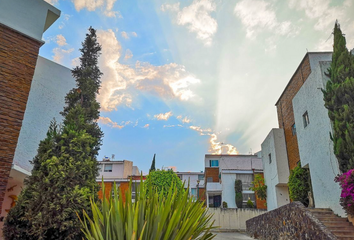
xmin=112 ymin=154 xmax=115 ymax=160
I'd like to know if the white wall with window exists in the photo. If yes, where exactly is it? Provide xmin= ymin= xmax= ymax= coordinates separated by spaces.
xmin=176 ymin=172 xmax=205 ymax=200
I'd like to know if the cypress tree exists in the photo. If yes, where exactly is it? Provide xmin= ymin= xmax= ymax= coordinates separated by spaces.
xmin=323 ymin=21 xmax=354 ymax=173
xmin=4 ymin=27 xmax=103 ymax=240
xmin=150 ymin=153 xmax=156 ymax=172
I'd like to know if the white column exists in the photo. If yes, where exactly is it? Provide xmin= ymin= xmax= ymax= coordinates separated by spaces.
xmin=206 ymin=192 xmax=209 ymax=208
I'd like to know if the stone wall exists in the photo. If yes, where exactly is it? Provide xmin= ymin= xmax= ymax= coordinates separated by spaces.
xmin=208 ymin=208 xmax=266 ymax=231
xmin=275 ymin=54 xmax=311 ymax=170
xmin=246 ymin=202 xmax=337 ymax=240
xmin=0 ymin=24 xmax=41 ymax=214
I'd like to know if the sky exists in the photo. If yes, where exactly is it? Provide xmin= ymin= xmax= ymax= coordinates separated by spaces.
xmin=40 ymin=0 xmax=354 ymax=173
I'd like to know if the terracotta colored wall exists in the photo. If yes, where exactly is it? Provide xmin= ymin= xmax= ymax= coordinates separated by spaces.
xmin=198 ymin=188 xmax=205 ymax=202
xmin=98 ymin=182 xmax=113 ymax=200
xmin=254 ymin=173 xmax=267 ymax=210
xmin=205 ymin=167 xmax=219 ymax=182
xmin=119 ymin=182 xmax=129 ymax=202
xmin=0 ymin=24 xmax=41 ymax=214
xmin=276 ymin=54 xmax=311 ymax=170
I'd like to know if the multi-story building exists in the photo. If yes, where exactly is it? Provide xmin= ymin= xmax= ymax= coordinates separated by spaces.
xmin=204 ymin=154 xmax=266 ymax=209
xmin=97 ymin=157 xmax=143 ymax=201
xmin=261 ymin=52 xmax=344 ymax=216
xmin=176 ymin=172 xmax=205 ymax=201
xmin=0 ymin=0 xmax=66 ymax=231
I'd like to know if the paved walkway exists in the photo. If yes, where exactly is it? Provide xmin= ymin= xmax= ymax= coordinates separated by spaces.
xmin=213 ymin=231 xmax=253 ymax=240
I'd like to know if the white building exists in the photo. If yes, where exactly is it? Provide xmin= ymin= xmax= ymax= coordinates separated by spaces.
xmin=176 ymin=172 xmax=205 ymax=200
xmin=204 ymin=154 xmax=264 ymax=209
xmin=261 ymin=52 xmax=344 ymax=216
xmin=97 ymin=157 xmax=140 ymax=181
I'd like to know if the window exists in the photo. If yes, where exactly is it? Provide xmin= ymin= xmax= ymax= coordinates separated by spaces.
xmin=269 ymin=153 xmax=272 ymax=164
xmin=303 ymin=111 xmax=310 ymax=128
xmin=236 ymin=174 xmax=253 ymax=191
xmin=198 ymin=174 xmax=204 ymax=180
xmin=191 ymin=188 xmax=197 ymax=200
xmin=207 ymin=177 xmax=213 ymax=182
xmin=292 ymin=123 xmax=296 ymax=136
xmin=104 ymin=164 xmax=112 ymax=172
xmin=210 ymin=160 xmax=219 ymax=167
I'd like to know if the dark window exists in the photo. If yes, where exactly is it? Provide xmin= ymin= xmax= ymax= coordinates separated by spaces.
xmin=198 ymin=174 xmax=204 ymax=180
xmin=210 ymin=160 xmax=219 ymax=167
xmin=292 ymin=123 xmax=296 ymax=136
xmin=207 ymin=177 xmax=213 ymax=182
xmin=104 ymin=164 xmax=112 ymax=172
xmin=303 ymin=111 xmax=310 ymax=128
xmin=269 ymin=153 xmax=272 ymax=164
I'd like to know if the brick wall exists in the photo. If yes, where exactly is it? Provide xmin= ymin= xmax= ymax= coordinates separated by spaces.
xmin=205 ymin=167 xmax=219 ymax=182
xmin=0 ymin=24 xmax=41 ymax=214
xmin=276 ymin=54 xmax=312 ymax=170
xmin=98 ymin=182 xmax=113 ymax=200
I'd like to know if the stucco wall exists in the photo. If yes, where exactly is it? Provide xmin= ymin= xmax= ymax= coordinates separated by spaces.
xmin=208 ymin=208 xmax=266 ymax=231
xmin=221 ymin=173 xmax=237 ymax=208
xmin=13 ymin=56 xmax=75 ymax=172
xmin=261 ymin=128 xmax=290 ymax=211
xmin=98 ymin=162 xmax=125 ymax=179
xmin=292 ymin=53 xmax=344 ymax=216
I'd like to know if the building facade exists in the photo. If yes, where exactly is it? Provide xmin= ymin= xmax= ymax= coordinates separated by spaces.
xmin=261 ymin=52 xmax=344 ymax=216
xmin=0 ymin=0 xmax=60 ymax=222
xmin=176 ymin=172 xmax=205 ymax=201
xmin=204 ymin=154 xmax=266 ymax=209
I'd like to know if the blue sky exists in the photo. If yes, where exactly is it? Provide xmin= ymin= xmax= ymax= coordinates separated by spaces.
xmin=40 ymin=0 xmax=354 ymax=173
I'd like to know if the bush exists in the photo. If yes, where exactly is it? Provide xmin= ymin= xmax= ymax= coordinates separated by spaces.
xmin=144 ymin=169 xmax=183 ymax=197
xmin=288 ymin=162 xmax=310 ymax=207
xmin=246 ymin=199 xmax=254 ymax=208
xmin=222 ymin=201 xmax=228 ymax=208
xmin=250 ymin=174 xmax=267 ymax=201
xmin=335 ymin=169 xmax=354 ymax=216
xmin=79 ymin=180 xmax=216 ymax=240
xmin=235 ymin=180 xmax=243 ymax=208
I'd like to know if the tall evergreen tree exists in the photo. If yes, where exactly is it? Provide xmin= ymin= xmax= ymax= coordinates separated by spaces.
xmin=4 ymin=27 xmax=103 ymax=240
xmin=150 ymin=153 xmax=156 ymax=172
xmin=323 ymin=21 xmax=354 ymax=173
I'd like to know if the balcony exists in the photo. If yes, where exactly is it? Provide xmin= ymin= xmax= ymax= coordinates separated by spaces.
xmin=206 ymin=182 xmax=222 ymax=192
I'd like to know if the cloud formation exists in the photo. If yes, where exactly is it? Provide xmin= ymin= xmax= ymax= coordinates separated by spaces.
xmin=72 ymin=0 xmax=121 ymax=17
xmin=121 ymin=31 xmax=138 ymax=39
xmin=143 ymin=124 xmax=149 ymax=128
xmin=56 ymin=34 xmax=67 ymax=46
xmin=234 ymin=0 xmax=299 ymax=38
xmin=98 ymin=116 xmax=124 ymax=129
xmin=162 ymin=0 xmax=217 ymax=46
xmin=124 ymin=49 xmax=133 ymax=59
xmin=96 ymin=29 xmax=200 ymax=111
xmin=177 ymin=115 xmax=191 ymax=123
xmin=154 ymin=111 xmax=173 ymax=121
xmin=53 ymin=48 xmax=74 ymax=64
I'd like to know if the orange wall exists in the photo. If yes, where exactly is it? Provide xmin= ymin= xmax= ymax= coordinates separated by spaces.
xmin=98 ymin=182 xmax=113 ymax=200
xmin=254 ymin=173 xmax=267 ymax=210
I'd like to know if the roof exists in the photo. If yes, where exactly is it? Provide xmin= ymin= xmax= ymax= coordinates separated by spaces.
xmin=275 ymin=52 xmax=332 ymax=106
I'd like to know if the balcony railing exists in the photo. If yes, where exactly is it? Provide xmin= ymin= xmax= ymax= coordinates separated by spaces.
xmin=206 ymin=182 xmax=222 ymax=192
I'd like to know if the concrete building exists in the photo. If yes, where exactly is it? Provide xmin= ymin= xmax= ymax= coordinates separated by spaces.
xmin=0 ymin=0 xmax=60 ymax=216
xmin=261 ymin=52 xmax=344 ymax=216
xmin=176 ymin=172 xmax=205 ymax=201
xmin=204 ymin=154 xmax=266 ymax=209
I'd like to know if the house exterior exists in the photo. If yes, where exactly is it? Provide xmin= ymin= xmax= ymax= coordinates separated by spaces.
xmin=176 ymin=172 xmax=205 ymax=201
xmin=204 ymin=154 xmax=266 ymax=209
xmin=0 ymin=0 xmax=60 ymax=217
xmin=261 ymin=52 xmax=344 ymax=216
xmin=97 ymin=157 xmax=143 ymax=201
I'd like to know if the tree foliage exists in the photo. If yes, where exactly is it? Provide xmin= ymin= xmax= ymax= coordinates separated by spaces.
xmin=4 ymin=27 xmax=103 ymax=240
xmin=79 ymin=180 xmax=216 ymax=240
xmin=323 ymin=21 xmax=354 ymax=173
xmin=144 ymin=169 xmax=183 ymax=197
xmin=149 ymin=153 xmax=156 ymax=172
xmin=288 ymin=162 xmax=311 ymax=207
xmin=249 ymin=174 xmax=267 ymax=201
xmin=235 ymin=179 xmax=243 ymax=208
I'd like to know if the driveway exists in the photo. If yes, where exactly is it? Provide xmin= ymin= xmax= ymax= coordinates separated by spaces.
xmin=213 ymin=231 xmax=253 ymax=240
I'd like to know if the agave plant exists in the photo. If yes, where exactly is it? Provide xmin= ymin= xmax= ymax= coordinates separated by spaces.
xmin=78 ymin=179 xmax=216 ymax=240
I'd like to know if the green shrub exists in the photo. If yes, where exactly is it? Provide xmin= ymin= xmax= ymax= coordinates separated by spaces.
xmin=144 ymin=169 xmax=183 ymax=197
xmin=246 ymin=199 xmax=254 ymax=208
xmin=288 ymin=162 xmax=310 ymax=207
xmin=249 ymin=174 xmax=267 ymax=201
xmin=79 ymin=180 xmax=216 ymax=240
xmin=235 ymin=180 xmax=243 ymax=208
xmin=222 ymin=201 xmax=228 ymax=208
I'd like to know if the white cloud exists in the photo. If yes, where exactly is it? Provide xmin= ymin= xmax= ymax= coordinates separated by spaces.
xmin=288 ymin=0 xmax=345 ymax=31
xmin=59 ymin=14 xmax=71 ymax=29
xmin=234 ymin=0 xmax=299 ymax=38
xmin=56 ymin=34 xmax=67 ymax=46
xmin=121 ymin=31 xmax=138 ymax=40
xmin=52 ymin=48 xmax=74 ymax=64
xmin=124 ymin=49 xmax=133 ymax=59
xmin=143 ymin=124 xmax=149 ymax=128
xmin=72 ymin=0 xmax=121 ymax=18
xmin=189 ymin=126 xmax=212 ymax=135
xmin=154 ymin=111 xmax=173 ymax=121
xmin=162 ymin=0 xmax=217 ymax=46
xmin=71 ymin=57 xmax=80 ymax=67
xmin=96 ymin=29 xmax=200 ymax=111
xmin=177 ymin=115 xmax=191 ymax=123
xmin=98 ymin=116 xmax=124 ymax=129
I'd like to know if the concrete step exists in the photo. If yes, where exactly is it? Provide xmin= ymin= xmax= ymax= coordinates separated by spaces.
xmin=327 ymin=226 xmax=354 ymax=231
xmin=317 ymin=216 xmax=348 ymax=222
xmin=323 ymin=221 xmax=352 ymax=227
xmin=331 ymin=230 xmax=354 ymax=236
xmin=338 ymin=237 xmax=354 ymax=240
